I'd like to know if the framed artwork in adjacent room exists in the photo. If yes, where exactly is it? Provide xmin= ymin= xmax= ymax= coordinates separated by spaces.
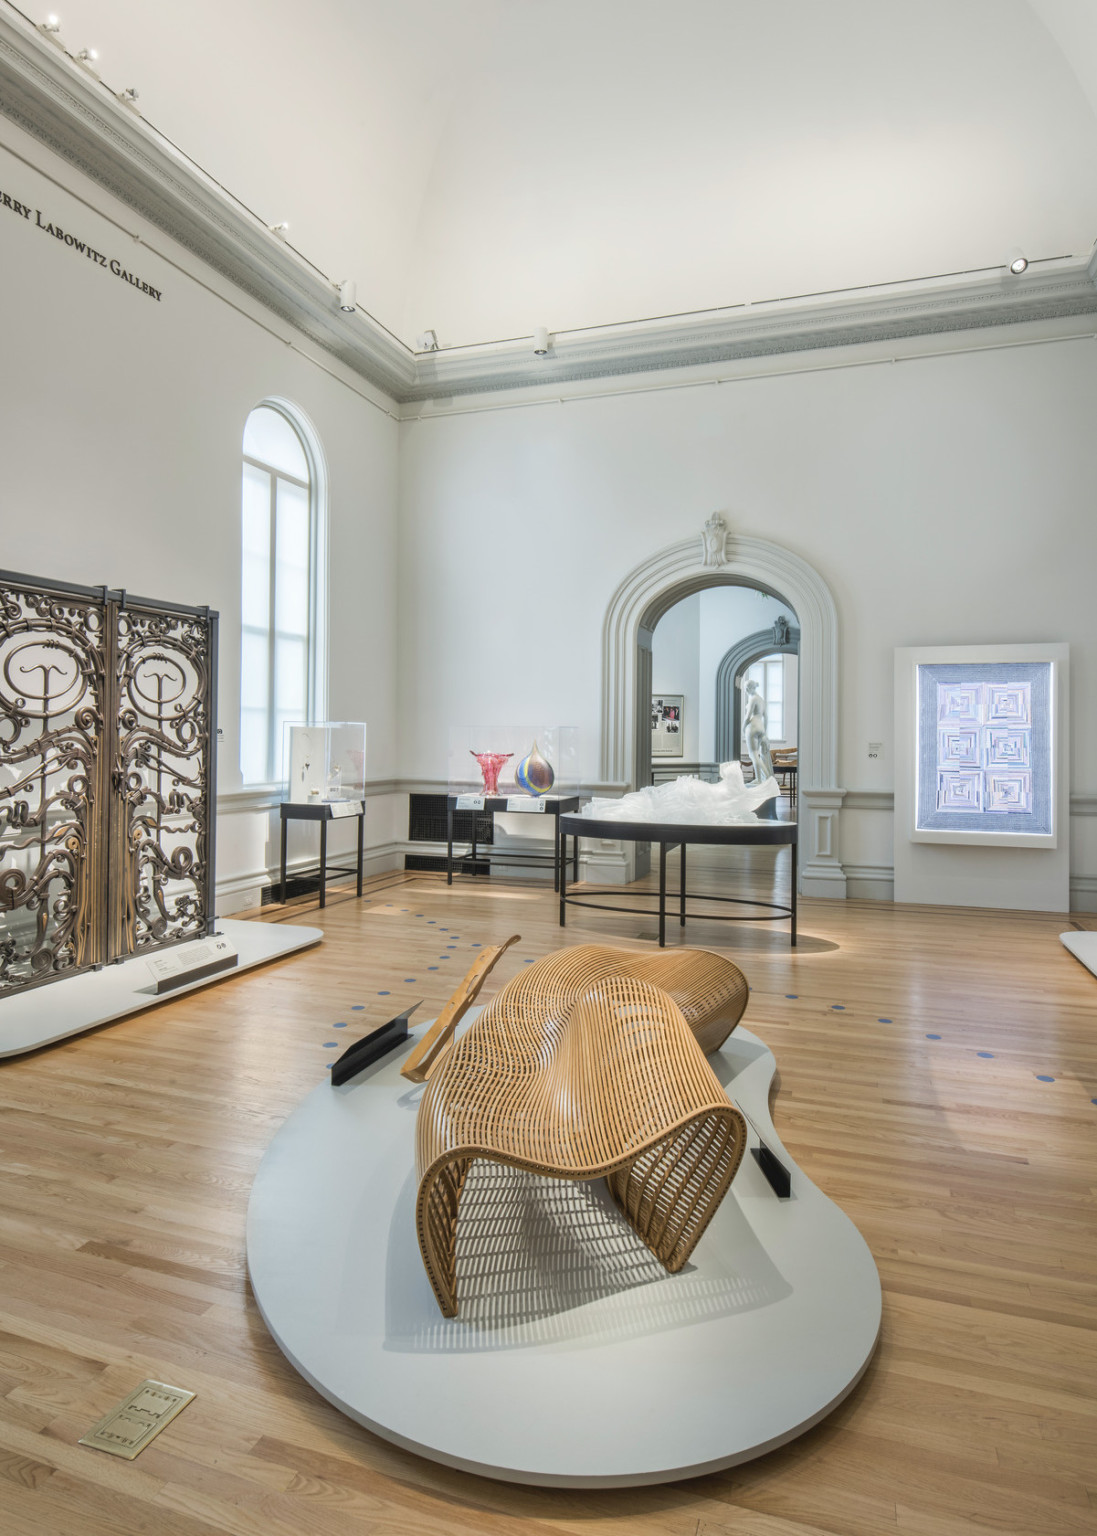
xmin=651 ymin=694 xmax=684 ymax=757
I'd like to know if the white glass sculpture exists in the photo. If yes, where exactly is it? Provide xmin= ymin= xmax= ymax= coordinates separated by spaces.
xmin=581 ymin=762 xmax=779 ymax=825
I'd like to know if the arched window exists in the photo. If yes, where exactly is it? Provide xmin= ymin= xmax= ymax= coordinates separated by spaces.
xmin=240 ymin=403 xmax=325 ymax=785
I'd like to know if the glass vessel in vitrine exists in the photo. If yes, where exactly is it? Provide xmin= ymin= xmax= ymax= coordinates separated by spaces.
xmin=283 ymin=722 xmax=367 ymax=804
xmin=448 ymin=726 xmax=579 ymax=799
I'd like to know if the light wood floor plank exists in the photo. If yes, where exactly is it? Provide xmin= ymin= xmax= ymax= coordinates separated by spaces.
xmin=0 ymin=851 xmax=1093 ymax=1534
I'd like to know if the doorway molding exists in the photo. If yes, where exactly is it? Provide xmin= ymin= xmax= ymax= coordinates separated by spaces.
xmin=600 ymin=525 xmax=846 ymax=897
xmin=714 ymin=622 xmax=800 ymax=764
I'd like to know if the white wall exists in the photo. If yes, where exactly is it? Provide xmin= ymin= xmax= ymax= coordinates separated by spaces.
xmin=0 ymin=122 xmax=402 ymax=912
xmin=398 ymin=323 xmax=1097 ymax=908
xmin=651 ymin=593 xmax=700 ymax=760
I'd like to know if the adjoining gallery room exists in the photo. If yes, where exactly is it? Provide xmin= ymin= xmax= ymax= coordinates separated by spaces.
xmin=1 ymin=3 xmax=1096 ymax=1533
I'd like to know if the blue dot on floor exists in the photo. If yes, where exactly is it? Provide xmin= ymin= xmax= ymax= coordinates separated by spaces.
xmin=977 ymin=1051 xmax=993 ymax=1058
xmin=831 ymin=1005 xmax=845 ymax=1011
xmin=404 ymin=978 xmax=416 ymax=983
xmin=326 ymin=1063 xmax=334 ymax=1070
xmin=1036 ymin=1074 xmax=1055 ymax=1082
xmin=415 ymin=913 xmax=423 ymax=917
xmin=878 ymin=1017 xmax=892 ymax=1023
xmin=378 ymin=990 xmax=390 ymax=996
xmin=1092 ymin=1098 xmax=1097 ymax=1106
xmin=333 ymin=1022 xmax=347 ymax=1029
xmin=471 ymin=943 xmax=482 ymax=948
xmin=786 ymin=994 xmax=798 ymax=999
xmin=323 ymin=1042 xmax=338 ymax=1048
xmin=428 ymin=966 xmax=438 ymax=971
xmin=428 ymin=920 xmax=436 ymax=924
xmin=440 ymin=928 xmax=448 ymax=933
xmin=525 ymin=959 xmax=535 ymax=964
xmin=351 ymin=1005 xmax=364 ymax=1011
xmin=926 ymin=1033 xmax=941 ymax=1040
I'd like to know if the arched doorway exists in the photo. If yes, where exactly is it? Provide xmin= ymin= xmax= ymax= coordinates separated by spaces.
xmin=714 ymin=617 xmax=800 ymax=764
xmin=600 ymin=517 xmax=846 ymax=897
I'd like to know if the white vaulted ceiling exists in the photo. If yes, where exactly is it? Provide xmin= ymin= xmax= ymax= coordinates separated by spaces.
xmin=17 ymin=0 xmax=1097 ymax=349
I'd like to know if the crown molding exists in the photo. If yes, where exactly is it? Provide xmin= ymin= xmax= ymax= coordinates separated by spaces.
xmin=411 ymin=266 xmax=1097 ymax=400
xmin=3 ymin=9 xmax=1096 ymax=406
xmin=0 ymin=9 xmax=415 ymax=399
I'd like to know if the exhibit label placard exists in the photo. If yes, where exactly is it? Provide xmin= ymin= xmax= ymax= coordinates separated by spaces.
xmin=146 ymin=934 xmax=238 ymax=994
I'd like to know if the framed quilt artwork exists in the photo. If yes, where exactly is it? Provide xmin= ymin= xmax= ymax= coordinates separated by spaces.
xmin=901 ymin=648 xmax=1065 ymax=849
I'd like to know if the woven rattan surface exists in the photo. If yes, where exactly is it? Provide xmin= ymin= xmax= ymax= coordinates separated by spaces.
xmin=414 ymin=945 xmax=750 ymax=1317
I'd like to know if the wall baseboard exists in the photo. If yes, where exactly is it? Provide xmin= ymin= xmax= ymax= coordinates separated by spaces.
xmin=215 ymin=842 xmax=402 ymax=914
xmin=844 ymin=863 xmax=896 ymax=901
xmin=1069 ymin=876 xmax=1097 ymax=913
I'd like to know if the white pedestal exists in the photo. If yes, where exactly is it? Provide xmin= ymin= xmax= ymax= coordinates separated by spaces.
xmin=0 ymin=919 xmax=322 ymax=1058
xmin=1061 ymin=931 xmax=1097 ymax=979
xmin=247 ymin=1021 xmax=881 ymax=1487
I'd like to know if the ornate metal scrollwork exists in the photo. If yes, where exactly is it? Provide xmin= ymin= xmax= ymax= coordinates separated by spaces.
xmin=0 ymin=578 xmax=109 ymax=992
xmin=110 ymin=605 xmax=214 ymax=959
xmin=0 ymin=572 xmax=217 ymax=998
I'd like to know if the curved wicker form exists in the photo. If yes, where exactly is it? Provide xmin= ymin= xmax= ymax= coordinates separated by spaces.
xmin=414 ymin=945 xmax=750 ymax=1318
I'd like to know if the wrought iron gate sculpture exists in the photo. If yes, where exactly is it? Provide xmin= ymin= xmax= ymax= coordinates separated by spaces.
xmin=0 ymin=569 xmax=218 ymax=997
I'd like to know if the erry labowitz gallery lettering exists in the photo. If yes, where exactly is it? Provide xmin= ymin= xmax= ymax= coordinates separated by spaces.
xmin=1 ymin=185 xmax=163 ymax=302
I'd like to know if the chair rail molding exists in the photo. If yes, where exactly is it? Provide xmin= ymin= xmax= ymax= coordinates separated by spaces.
xmin=601 ymin=520 xmax=847 ymax=897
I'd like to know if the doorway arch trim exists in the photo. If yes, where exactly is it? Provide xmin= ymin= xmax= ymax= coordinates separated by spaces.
xmin=600 ymin=527 xmax=846 ymax=897
xmin=715 ymin=624 xmax=800 ymax=764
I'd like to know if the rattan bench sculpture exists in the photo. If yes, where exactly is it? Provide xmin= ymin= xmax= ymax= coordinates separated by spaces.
xmin=407 ymin=944 xmax=751 ymax=1318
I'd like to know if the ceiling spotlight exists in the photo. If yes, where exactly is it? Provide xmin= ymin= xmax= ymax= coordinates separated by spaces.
xmin=1008 ymin=248 xmax=1029 ymax=275
xmin=41 ymin=14 xmax=61 ymax=32
xmin=118 ymin=86 xmax=140 ymax=111
xmin=532 ymin=325 xmax=551 ymax=355
xmin=268 ymin=222 xmax=290 ymax=239
xmin=416 ymin=329 xmax=438 ymax=352
xmin=337 ymin=279 xmax=356 ymax=313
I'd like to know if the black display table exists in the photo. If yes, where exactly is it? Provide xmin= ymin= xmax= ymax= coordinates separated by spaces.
xmin=446 ymin=795 xmax=581 ymax=890
xmin=279 ymin=800 xmax=365 ymax=908
xmin=558 ymin=813 xmax=797 ymax=947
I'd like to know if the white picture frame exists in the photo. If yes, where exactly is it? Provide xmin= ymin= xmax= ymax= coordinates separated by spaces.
xmin=894 ymin=644 xmax=1067 ymax=850
xmin=651 ymin=695 xmax=684 ymax=758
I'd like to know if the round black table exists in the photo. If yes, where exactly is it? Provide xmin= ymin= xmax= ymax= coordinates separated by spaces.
xmin=558 ymin=813 xmax=797 ymax=947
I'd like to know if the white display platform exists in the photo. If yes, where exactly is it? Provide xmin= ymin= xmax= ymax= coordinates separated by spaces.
xmin=0 ymin=919 xmax=322 ymax=1058
xmin=247 ymin=1020 xmax=881 ymax=1487
xmin=1060 ymin=930 xmax=1097 ymax=979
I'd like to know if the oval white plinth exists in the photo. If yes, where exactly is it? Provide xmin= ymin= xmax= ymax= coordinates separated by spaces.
xmin=246 ymin=1022 xmax=881 ymax=1487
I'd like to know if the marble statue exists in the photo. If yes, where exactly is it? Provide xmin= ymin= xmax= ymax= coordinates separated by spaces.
xmin=742 ymin=677 xmax=775 ymax=785
xmin=581 ymin=761 xmax=778 ymax=825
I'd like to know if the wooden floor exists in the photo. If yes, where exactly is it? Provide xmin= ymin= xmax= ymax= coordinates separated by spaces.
xmin=0 ymin=850 xmax=1095 ymax=1536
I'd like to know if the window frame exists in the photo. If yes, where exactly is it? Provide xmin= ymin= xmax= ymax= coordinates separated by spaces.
xmin=239 ymin=401 xmax=327 ymax=788
xmin=746 ymin=654 xmax=786 ymax=745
